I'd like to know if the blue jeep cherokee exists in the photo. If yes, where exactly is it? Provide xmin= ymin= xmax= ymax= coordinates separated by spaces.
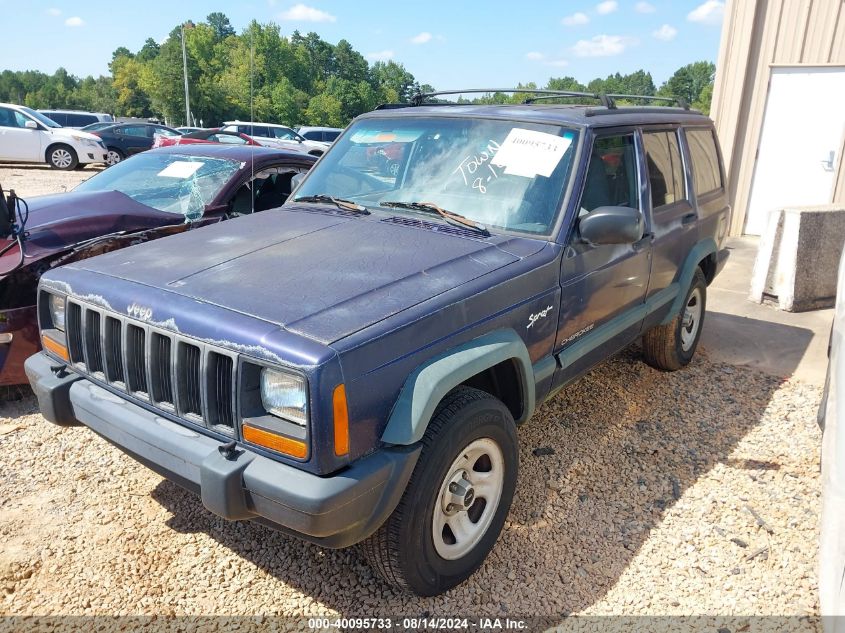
xmin=26 ymin=91 xmax=730 ymax=596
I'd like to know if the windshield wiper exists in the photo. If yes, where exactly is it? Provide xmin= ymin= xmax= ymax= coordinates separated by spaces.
xmin=379 ymin=201 xmax=490 ymax=236
xmin=293 ymin=194 xmax=370 ymax=214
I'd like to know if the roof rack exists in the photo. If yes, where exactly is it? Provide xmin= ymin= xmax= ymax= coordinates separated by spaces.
xmin=375 ymin=89 xmax=691 ymax=112
xmin=605 ymin=94 xmax=690 ymax=110
xmin=407 ymin=88 xmax=615 ymax=109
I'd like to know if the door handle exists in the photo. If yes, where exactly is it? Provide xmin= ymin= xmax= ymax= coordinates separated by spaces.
xmin=681 ymin=213 xmax=697 ymax=226
xmin=821 ymin=150 xmax=835 ymax=172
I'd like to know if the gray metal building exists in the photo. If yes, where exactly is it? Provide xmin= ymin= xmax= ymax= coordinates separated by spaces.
xmin=710 ymin=0 xmax=845 ymax=235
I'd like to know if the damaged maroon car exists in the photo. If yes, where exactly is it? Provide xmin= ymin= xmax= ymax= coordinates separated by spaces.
xmin=0 ymin=144 xmax=316 ymax=385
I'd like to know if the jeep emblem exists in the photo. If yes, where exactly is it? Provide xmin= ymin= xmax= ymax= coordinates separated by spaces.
xmin=127 ymin=302 xmax=153 ymax=321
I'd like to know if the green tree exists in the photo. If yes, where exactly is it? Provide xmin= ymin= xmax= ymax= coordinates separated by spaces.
xmin=659 ymin=61 xmax=715 ymax=106
xmin=136 ymin=38 xmax=160 ymax=63
xmin=206 ymin=12 xmax=235 ymax=40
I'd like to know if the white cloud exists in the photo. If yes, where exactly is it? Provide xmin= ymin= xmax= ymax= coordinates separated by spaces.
xmin=688 ymin=0 xmax=725 ymax=25
xmin=595 ymin=1 xmax=618 ymax=15
xmin=562 ymin=12 xmax=589 ymax=26
xmin=572 ymin=34 xmax=636 ymax=57
xmin=366 ymin=50 xmax=394 ymax=62
xmin=64 ymin=16 xmax=84 ymax=27
xmin=278 ymin=3 xmax=337 ymax=22
xmin=635 ymin=1 xmax=655 ymax=13
xmin=410 ymin=31 xmax=432 ymax=44
xmin=46 ymin=7 xmax=61 ymax=16
xmin=653 ymin=24 xmax=678 ymax=41
xmin=525 ymin=52 xmax=569 ymax=67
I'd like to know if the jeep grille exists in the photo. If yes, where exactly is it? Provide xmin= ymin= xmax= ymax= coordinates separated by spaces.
xmin=65 ymin=300 xmax=237 ymax=436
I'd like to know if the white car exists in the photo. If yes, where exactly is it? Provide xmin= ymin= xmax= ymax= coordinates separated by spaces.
xmin=296 ymin=126 xmax=343 ymax=143
xmin=0 ymin=103 xmax=107 ymax=170
xmin=221 ymin=121 xmax=330 ymax=156
xmin=820 ymin=250 xmax=845 ymax=630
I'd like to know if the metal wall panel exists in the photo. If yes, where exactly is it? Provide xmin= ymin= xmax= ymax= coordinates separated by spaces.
xmin=712 ymin=0 xmax=845 ymax=234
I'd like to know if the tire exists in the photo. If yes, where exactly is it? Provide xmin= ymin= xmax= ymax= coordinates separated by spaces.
xmin=47 ymin=145 xmax=78 ymax=170
xmin=386 ymin=160 xmax=400 ymax=177
xmin=362 ymin=386 xmax=518 ymax=596
xmin=642 ymin=267 xmax=707 ymax=371
xmin=105 ymin=148 xmax=124 ymax=167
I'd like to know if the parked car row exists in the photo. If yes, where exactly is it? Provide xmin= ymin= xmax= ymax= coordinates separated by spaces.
xmin=0 ymin=105 xmax=344 ymax=170
xmin=18 ymin=91 xmax=733 ymax=597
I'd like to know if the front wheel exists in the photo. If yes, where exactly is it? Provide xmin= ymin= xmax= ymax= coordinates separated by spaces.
xmin=105 ymin=148 xmax=124 ymax=167
xmin=47 ymin=145 xmax=78 ymax=170
xmin=642 ymin=267 xmax=707 ymax=371
xmin=362 ymin=386 xmax=518 ymax=596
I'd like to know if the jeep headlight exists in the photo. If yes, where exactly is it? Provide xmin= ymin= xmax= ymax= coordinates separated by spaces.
xmin=47 ymin=294 xmax=66 ymax=332
xmin=260 ymin=368 xmax=307 ymax=426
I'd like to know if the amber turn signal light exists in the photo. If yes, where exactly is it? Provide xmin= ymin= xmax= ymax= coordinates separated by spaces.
xmin=333 ymin=384 xmax=349 ymax=456
xmin=41 ymin=334 xmax=69 ymax=362
xmin=241 ymin=423 xmax=307 ymax=459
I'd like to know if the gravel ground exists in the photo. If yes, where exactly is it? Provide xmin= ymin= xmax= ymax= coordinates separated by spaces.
xmin=0 ymin=165 xmax=824 ymax=630
xmin=0 ymin=350 xmax=822 ymax=627
xmin=0 ymin=164 xmax=99 ymax=198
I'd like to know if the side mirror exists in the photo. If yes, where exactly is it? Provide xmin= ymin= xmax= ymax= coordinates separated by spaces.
xmin=578 ymin=206 xmax=644 ymax=246
xmin=24 ymin=120 xmax=38 ymax=130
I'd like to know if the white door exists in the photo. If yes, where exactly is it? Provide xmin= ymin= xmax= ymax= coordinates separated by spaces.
xmin=0 ymin=107 xmax=44 ymax=162
xmin=745 ymin=67 xmax=845 ymax=235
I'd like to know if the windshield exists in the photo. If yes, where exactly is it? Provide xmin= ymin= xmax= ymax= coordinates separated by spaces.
xmin=294 ymin=117 xmax=579 ymax=236
xmin=21 ymin=106 xmax=60 ymax=128
xmin=74 ymin=152 xmax=242 ymax=218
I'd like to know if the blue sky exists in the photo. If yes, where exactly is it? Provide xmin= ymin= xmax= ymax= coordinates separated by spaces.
xmin=0 ymin=0 xmax=725 ymax=87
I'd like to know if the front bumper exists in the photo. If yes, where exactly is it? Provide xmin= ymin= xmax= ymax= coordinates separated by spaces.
xmin=77 ymin=148 xmax=108 ymax=164
xmin=25 ymin=351 xmax=421 ymax=548
xmin=0 ymin=305 xmax=39 ymax=386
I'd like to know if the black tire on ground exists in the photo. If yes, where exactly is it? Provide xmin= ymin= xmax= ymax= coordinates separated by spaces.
xmin=105 ymin=148 xmax=124 ymax=167
xmin=362 ymin=386 xmax=518 ymax=596
xmin=642 ymin=267 xmax=707 ymax=371
xmin=47 ymin=144 xmax=78 ymax=170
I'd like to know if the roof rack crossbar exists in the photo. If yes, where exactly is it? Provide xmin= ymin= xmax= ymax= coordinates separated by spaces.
xmin=605 ymin=94 xmax=690 ymax=110
xmin=410 ymin=88 xmax=616 ymax=109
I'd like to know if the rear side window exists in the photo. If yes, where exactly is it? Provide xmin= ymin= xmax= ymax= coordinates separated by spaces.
xmin=686 ymin=128 xmax=723 ymax=195
xmin=122 ymin=126 xmax=148 ymax=137
xmin=325 ymin=131 xmax=340 ymax=142
xmin=67 ymin=114 xmax=95 ymax=127
xmin=43 ymin=112 xmax=65 ymax=125
xmin=643 ymin=130 xmax=686 ymax=209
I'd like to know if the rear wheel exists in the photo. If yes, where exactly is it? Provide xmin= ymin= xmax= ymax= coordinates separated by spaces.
xmin=362 ymin=386 xmax=518 ymax=596
xmin=642 ymin=267 xmax=707 ymax=370
xmin=47 ymin=145 xmax=77 ymax=170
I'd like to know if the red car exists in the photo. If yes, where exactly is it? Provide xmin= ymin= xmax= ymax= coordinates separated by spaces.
xmin=153 ymin=128 xmax=261 ymax=149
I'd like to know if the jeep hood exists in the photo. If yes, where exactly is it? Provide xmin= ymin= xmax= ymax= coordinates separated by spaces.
xmin=68 ymin=206 xmax=543 ymax=344
xmin=0 ymin=191 xmax=179 ymax=275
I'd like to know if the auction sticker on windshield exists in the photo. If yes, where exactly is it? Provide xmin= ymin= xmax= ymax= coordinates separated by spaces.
xmin=157 ymin=161 xmax=204 ymax=178
xmin=491 ymin=128 xmax=572 ymax=178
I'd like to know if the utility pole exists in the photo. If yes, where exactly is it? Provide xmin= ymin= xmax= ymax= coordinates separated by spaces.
xmin=181 ymin=23 xmax=191 ymax=126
